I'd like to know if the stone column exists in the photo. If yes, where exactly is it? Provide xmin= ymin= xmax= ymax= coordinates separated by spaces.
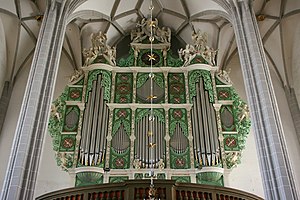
xmin=285 ymin=87 xmax=300 ymax=143
xmin=229 ymin=0 xmax=299 ymax=199
xmin=0 ymin=81 xmax=12 ymax=133
xmin=0 ymin=1 xmax=72 ymax=200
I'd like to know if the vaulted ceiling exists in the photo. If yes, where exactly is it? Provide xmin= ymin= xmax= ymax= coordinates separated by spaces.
xmin=0 ymin=0 xmax=300 ymax=95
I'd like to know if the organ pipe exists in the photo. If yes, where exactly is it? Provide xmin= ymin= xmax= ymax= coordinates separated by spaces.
xmin=79 ymin=74 xmax=109 ymax=166
xmin=135 ymin=113 xmax=165 ymax=168
xmin=192 ymin=79 xmax=220 ymax=167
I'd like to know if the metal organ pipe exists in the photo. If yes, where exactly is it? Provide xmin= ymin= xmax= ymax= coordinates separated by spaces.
xmin=134 ymin=113 xmax=165 ymax=168
xmin=205 ymin=91 xmax=213 ymax=165
xmin=142 ymin=116 xmax=146 ymax=166
xmin=79 ymin=74 xmax=109 ymax=166
xmin=191 ymin=78 xmax=220 ymax=167
xmin=99 ymin=100 xmax=108 ymax=163
xmin=199 ymin=79 xmax=210 ymax=165
xmin=191 ymin=104 xmax=199 ymax=163
xmin=177 ymin=124 xmax=181 ymax=154
xmin=90 ymin=75 xmax=102 ymax=165
xmin=136 ymin=119 xmax=140 ymax=160
xmin=211 ymin=104 xmax=219 ymax=163
xmin=95 ymin=79 xmax=104 ymax=163
xmin=155 ymin=116 xmax=158 ymax=163
xmin=85 ymin=84 xmax=94 ymax=165
xmin=161 ymin=119 xmax=164 ymax=162
xmin=87 ymin=80 xmax=97 ymax=165
xmin=196 ymin=82 xmax=205 ymax=163
xmin=80 ymin=91 xmax=90 ymax=164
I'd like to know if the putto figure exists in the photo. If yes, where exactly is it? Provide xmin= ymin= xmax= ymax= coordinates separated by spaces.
xmin=131 ymin=17 xmax=171 ymax=43
xmin=82 ymin=31 xmax=117 ymax=66
xmin=179 ymin=30 xmax=218 ymax=66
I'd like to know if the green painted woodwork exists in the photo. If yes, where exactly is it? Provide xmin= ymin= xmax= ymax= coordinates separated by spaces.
xmin=112 ymin=108 xmax=132 ymax=136
xmin=135 ymin=108 xmax=165 ymax=123
xmin=170 ymin=149 xmax=191 ymax=169
xmin=215 ymin=77 xmax=227 ymax=85
xmin=74 ymin=77 xmax=84 ymax=85
xmin=117 ymin=49 xmax=135 ymax=67
xmin=190 ymin=55 xmax=209 ymax=65
xmin=196 ymin=172 xmax=223 ymax=186
xmin=168 ymin=73 xmax=186 ymax=104
xmin=220 ymin=88 xmax=251 ymax=169
xmin=110 ymin=148 xmax=131 ymax=169
xmin=220 ymin=105 xmax=236 ymax=132
xmin=223 ymin=134 xmax=239 ymax=151
xmin=86 ymin=69 xmax=111 ymax=102
xmin=134 ymin=173 xmax=143 ymax=179
xmin=169 ymin=108 xmax=190 ymax=169
xmin=138 ymin=49 xmax=163 ymax=67
xmin=75 ymin=172 xmax=103 ymax=187
xmin=232 ymin=89 xmax=251 ymax=151
xmin=188 ymin=70 xmax=214 ymax=103
xmin=225 ymin=152 xmax=242 ymax=169
xmin=62 ymin=106 xmax=80 ymax=132
xmin=114 ymin=73 xmax=133 ymax=103
xmin=55 ymin=153 xmax=74 ymax=171
xmin=59 ymin=134 xmax=76 ymax=152
xmin=67 ymin=87 xmax=83 ymax=101
xmin=166 ymin=51 xmax=183 ymax=67
xmin=109 ymin=176 xmax=129 ymax=183
xmin=216 ymin=87 xmax=232 ymax=101
xmin=169 ymin=108 xmax=188 ymax=137
xmin=136 ymin=73 xmax=164 ymax=89
xmin=110 ymin=108 xmax=132 ymax=169
xmin=171 ymin=176 xmax=191 ymax=183
xmin=157 ymin=173 xmax=166 ymax=179
xmin=48 ymin=87 xmax=68 ymax=151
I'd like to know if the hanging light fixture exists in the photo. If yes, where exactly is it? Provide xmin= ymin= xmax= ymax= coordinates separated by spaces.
xmin=147 ymin=0 xmax=156 ymax=199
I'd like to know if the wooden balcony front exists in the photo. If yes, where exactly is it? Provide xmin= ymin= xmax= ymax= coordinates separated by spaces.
xmin=36 ymin=180 xmax=263 ymax=200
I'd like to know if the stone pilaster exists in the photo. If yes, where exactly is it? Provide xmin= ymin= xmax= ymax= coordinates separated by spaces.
xmin=0 ymin=81 xmax=12 ymax=134
xmin=0 ymin=1 xmax=72 ymax=200
xmin=229 ymin=0 xmax=299 ymax=199
xmin=285 ymin=87 xmax=300 ymax=144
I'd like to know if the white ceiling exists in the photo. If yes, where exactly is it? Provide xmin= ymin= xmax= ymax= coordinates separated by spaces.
xmin=0 ymin=0 xmax=300 ymax=91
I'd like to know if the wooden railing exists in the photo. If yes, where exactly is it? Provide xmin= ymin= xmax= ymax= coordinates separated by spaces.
xmin=36 ymin=180 xmax=263 ymax=200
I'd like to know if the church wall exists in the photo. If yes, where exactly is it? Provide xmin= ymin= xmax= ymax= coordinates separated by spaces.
xmin=0 ymin=17 xmax=7 ymax=95
xmin=34 ymin=54 xmax=76 ymax=198
xmin=0 ymin=58 xmax=30 ymax=190
xmin=0 ymin=51 xmax=75 ymax=197
xmin=292 ymin=19 xmax=300 ymax=108
xmin=223 ymin=55 xmax=265 ymax=198
xmin=270 ymin=68 xmax=300 ymax=196
xmin=224 ymin=52 xmax=300 ymax=198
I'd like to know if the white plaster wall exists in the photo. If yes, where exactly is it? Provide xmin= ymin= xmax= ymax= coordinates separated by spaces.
xmin=224 ymin=52 xmax=300 ymax=198
xmin=270 ymin=69 xmax=300 ymax=197
xmin=223 ymin=54 xmax=265 ymax=198
xmin=0 ymin=17 xmax=7 ymax=94
xmin=34 ymin=54 xmax=75 ymax=199
xmin=0 ymin=52 xmax=75 ymax=197
xmin=0 ymin=58 xmax=30 ymax=190
xmin=292 ymin=19 xmax=300 ymax=108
